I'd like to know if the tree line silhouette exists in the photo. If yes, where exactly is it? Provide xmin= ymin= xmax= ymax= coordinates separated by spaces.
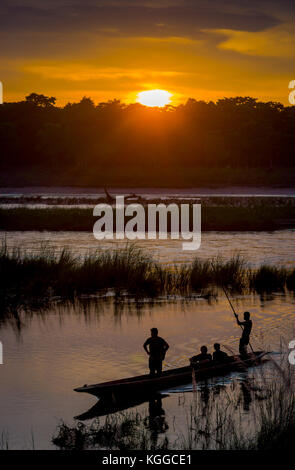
xmin=0 ymin=93 xmax=294 ymax=186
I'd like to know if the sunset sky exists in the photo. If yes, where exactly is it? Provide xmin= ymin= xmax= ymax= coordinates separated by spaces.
xmin=1 ymin=0 xmax=295 ymax=105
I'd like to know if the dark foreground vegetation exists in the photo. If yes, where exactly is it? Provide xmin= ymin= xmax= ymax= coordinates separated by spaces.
xmin=1 ymin=93 xmax=295 ymax=187
xmin=1 ymin=244 xmax=294 ymax=314
xmin=1 ymin=203 xmax=295 ymax=231
xmin=51 ymin=362 xmax=295 ymax=450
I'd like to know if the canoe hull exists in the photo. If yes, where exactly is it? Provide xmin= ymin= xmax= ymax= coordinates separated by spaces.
xmin=74 ymin=351 xmax=267 ymax=399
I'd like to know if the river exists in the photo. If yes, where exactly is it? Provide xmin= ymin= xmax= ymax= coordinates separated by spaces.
xmin=0 ymin=229 xmax=295 ymax=448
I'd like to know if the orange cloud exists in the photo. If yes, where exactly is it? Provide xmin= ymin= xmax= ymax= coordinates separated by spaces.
xmin=209 ymin=23 xmax=295 ymax=58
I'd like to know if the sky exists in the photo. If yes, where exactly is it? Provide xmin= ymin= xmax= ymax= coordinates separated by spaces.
xmin=1 ymin=0 xmax=295 ymax=105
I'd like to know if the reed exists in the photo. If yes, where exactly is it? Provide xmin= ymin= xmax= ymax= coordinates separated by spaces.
xmin=248 ymin=265 xmax=287 ymax=292
xmin=286 ymin=268 xmax=295 ymax=291
xmin=52 ymin=413 xmax=168 ymax=450
xmin=0 ymin=243 xmax=163 ymax=307
xmin=0 ymin=243 xmax=294 ymax=314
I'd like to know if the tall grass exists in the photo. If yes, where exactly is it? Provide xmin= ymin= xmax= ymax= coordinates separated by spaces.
xmin=189 ymin=255 xmax=246 ymax=292
xmin=286 ymin=268 xmax=295 ymax=291
xmin=0 ymin=244 xmax=166 ymax=309
xmin=0 ymin=243 xmax=294 ymax=314
xmin=211 ymin=255 xmax=247 ymax=292
xmin=52 ymin=413 xmax=168 ymax=450
xmin=248 ymin=266 xmax=287 ymax=292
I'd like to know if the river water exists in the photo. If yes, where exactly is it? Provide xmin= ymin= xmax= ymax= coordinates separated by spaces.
xmin=0 ymin=229 xmax=295 ymax=449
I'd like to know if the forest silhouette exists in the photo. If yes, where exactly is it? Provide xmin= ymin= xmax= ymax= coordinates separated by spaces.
xmin=0 ymin=93 xmax=294 ymax=187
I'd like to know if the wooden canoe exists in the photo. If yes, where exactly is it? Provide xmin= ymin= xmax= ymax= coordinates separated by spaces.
xmin=74 ymin=351 xmax=268 ymax=399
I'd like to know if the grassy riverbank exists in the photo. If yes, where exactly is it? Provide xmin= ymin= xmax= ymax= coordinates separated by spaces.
xmin=1 ymin=244 xmax=294 ymax=314
xmin=1 ymin=204 xmax=295 ymax=231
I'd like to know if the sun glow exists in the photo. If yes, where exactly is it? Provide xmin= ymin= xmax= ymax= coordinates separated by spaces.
xmin=137 ymin=89 xmax=172 ymax=107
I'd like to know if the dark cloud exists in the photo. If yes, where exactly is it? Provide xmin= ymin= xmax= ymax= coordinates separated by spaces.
xmin=0 ymin=0 xmax=282 ymax=37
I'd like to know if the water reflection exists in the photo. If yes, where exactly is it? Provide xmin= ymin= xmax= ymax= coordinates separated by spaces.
xmin=145 ymin=397 xmax=169 ymax=448
xmin=0 ymin=293 xmax=218 ymax=335
xmin=75 ymin=392 xmax=169 ymax=421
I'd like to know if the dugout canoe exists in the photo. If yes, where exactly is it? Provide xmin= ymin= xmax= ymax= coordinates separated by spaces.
xmin=74 ymin=351 xmax=268 ymax=399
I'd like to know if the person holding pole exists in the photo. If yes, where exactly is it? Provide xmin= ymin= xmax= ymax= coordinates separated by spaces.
xmin=236 ymin=311 xmax=252 ymax=355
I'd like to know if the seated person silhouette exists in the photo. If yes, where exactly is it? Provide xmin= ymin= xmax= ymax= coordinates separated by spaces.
xmin=212 ymin=343 xmax=229 ymax=362
xmin=190 ymin=345 xmax=212 ymax=367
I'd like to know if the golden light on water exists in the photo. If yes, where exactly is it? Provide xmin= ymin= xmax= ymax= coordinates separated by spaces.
xmin=137 ymin=89 xmax=172 ymax=107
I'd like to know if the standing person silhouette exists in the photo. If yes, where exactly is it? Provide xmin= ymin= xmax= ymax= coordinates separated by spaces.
xmin=236 ymin=311 xmax=252 ymax=355
xmin=143 ymin=328 xmax=169 ymax=376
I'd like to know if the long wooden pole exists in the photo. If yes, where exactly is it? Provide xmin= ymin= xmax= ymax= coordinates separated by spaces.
xmin=222 ymin=284 xmax=254 ymax=354
xmin=211 ymin=263 xmax=254 ymax=353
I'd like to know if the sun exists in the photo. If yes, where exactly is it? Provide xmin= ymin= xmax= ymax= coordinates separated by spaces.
xmin=137 ymin=89 xmax=172 ymax=107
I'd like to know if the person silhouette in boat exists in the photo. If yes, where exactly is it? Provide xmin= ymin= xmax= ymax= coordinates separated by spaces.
xmin=236 ymin=311 xmax=252 ymax=355
xmin=190 ymin=345 xmax=212 ymax=367
xmin=212 ymin=343 xmax=229 ymax=362
xmin=143 ymin=328 xmax=169 ymax=376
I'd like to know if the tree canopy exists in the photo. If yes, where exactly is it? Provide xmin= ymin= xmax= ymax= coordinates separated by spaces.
xmin=0 ymin=93 xmax=294 ymax=185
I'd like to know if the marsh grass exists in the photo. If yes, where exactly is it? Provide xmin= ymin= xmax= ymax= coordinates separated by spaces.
xmin=248 ymin=265 xmax=287 ymax=292
xmin=286 ymin=268 xmax=295 ymax=291
xmin=211 ymin=255 xmax=247 ymax=292
xmin=0 ymin=243 xmax=165 ymax=311
xmin=52 ymin=413 xmax=168 ymax=450
xmin=0 ymin=243 xmax=293 ymax=314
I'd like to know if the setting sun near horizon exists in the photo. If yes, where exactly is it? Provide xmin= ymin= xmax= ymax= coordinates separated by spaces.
xmin=137 ymin=89 xmax=172 ymax=107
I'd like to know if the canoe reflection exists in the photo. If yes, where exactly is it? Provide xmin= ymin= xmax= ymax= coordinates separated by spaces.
xmin=74 ymin=393 xmax=169 ymax=421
